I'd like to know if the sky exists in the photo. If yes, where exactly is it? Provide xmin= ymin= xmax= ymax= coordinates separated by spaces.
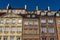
xmin=0 ymin=0 xmax=60 ymax=10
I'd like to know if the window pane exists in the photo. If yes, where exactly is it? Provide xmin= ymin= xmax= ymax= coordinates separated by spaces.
xmin=34 ymin=29 xmax=38 ymax=34
xmin=27 ymin=15 xmax=30 ymax=18
xmin=29 ymin=21 xmax=33 ymax=25
xmin=41 ymin=27 xmax=46 ymax=33
xmin=12 ymin=19 xmax=16 ymax=24
xmin=50 ymin=38 xmax=54 ymax=40
xmin=11 ymin=26 xmax=15 ymax=32
xmin=10 ymin=36 xmax=14 ymax=40
xmin=0 ymin=19 xmax=4 ymax=24
xmin=4 ymin=36 xmax=7 ymax=40
xmin=41 ymin=18 xmax=46 ymax=23
xmin=32 ymin=15 xmax=35 ymax=18
xmin=4 ymin=26 xmax=9 ymax=32
xmin=17 ymin=26 xmax=22 ymax=32
xmin=48 ymin=28 xmax=54 ymax=33
xmin=18 ymin=20 xmax=22 ymax=24
xmin=48 ymin=19 xmax=53 ymax=23
xmin=24 ymin=21 xmax=28 ymax=25
xmin=6 ymin=19 xmax=10 ymax=24
xmin=0 ymin=26 xmax=2 ymax=32
xmin=34 ymin=21 xmax=38 ymax=25
xmin=42 ymin=38 xmax=46 ymax=40
xmin=16 ymin=36 xmax=20 ymax=40
xmin=29 ymin=29 xmax=32 ymax=34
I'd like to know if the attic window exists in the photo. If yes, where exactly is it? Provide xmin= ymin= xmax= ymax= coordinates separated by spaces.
xmin=8 ymin=10 xmax=11 ymax=13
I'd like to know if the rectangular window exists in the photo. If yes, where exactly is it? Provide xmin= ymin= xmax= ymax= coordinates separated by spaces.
xmin=29 ymin=21 xmax=33 ymax=25
xmin=17 ymin=26 xmax=22 ymax=32
xmin=34 ymin=21 xmax=38 ymax=25
xmin=11 ymin=26 xmax=15 ymax=32
xmin=24 ymin=21 xmax=28 ymax=25
xmin=10 ymin=36 xmax=14 ymax=40
xmin=41 ymin=12 xmax=46 ymax=16
xmin=12 ymin=19 xmax=16 ymax=24
xmin=34 ymin=29 xmax=38 ymax=34
xmin=48 ymin=19 xmax=53 ymax=23
xmin=4 ymin=36 xmax=7 ymax=40
xmin=58 ymin=27 xmax=60 ymax=33
xmin=29 ymin=29 xmax=32 ymax=34
xmin=18 ymin=20 xmax=22 ymax=24
xmin=24 ymin=29 xmax=28 ymax=34
xmin=0 ymin=19 xmax=4 ymax=24
xmin=4 ymin=26 xmax=9 ymax=32
xmin=41 ymin=18 xmax=46 ymax=23
xmin=42 ymin=38 xmax=46 ymax=40
xmin=48 ymin=28 xmax=54 ymax=33
xmin=32 ymin=15 xmax=35 ymax=18
xmin=58 ymin=21 xmax=60 ymax=24
xmin=41 ymin=27 xmax=46 ymax=33
xmin=0 ymin=37 xmax=1 ymax=40
xmin=27 ymin=15 xmax=30 ymax=18
xmin=6 ymin=19 xmax=10 ymax=24
xmin=16 ymin=36 xmax=20 ymax=40
xmin=0 ymin=26 xmax=2 ymax=32
xmin=50 ymin=38 xmax=54 ymax=40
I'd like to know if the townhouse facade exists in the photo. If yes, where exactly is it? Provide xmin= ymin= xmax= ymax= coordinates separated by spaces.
xmin=0 ymin=4 xmax=60 ymax=40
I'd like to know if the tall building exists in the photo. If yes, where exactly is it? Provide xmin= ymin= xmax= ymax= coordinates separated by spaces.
xmin=0 ymin=4 xmax=59 ymax=40
xmin=56 ymin=11 xmax=60 ymax=40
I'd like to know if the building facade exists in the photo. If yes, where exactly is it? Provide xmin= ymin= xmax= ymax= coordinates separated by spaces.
xmin=0 ymin=4 xmax=59 ymax=40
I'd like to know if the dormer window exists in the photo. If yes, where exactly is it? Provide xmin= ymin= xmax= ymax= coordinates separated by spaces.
xmin=27 ymin=15 xmax=30 ymax=18
xmin=32 ymin=15 xmax=35 ymax=18
xmin=56 ymin=13 xmax=59 ymax=16
xmin=48 ymin=12 xmax=51 ymax=16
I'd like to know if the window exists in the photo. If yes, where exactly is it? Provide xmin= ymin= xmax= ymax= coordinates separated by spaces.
xmin=0 ymin=19 xmax=4 ymax=24
xmin=18 ymin=20 xmax=22 ymax=24
xmin=24 ymin=29 xmax=28 ymax=34
xmin=48 ymin=28 xmax=54 ymax=33
xmin=4 ymin=26 xmax=9 ymax=32
xmin=41 ymin=27 xmax=46 ymax=33
xmin=24 ymin=21 xmax=28 ymax=25
xmin=41 ymin=18 xmax=46 ymax=23
xmin=11 ymin=26 xmax=15 ymax=32
xmin=50 ymin=38 xmax=54 ymax=40
xmin=4 ymin=36 xmax=7 ymax=40
xmin=56 ymin=13 xmax=59 ymax=16
xmin=29 ymin=29 xmax=32 ymax=34
xmin=10 ymin=36 xmax=14 ymax=40
xmin=29 ymin=21 xmax=33 ymax=25
xmin=0 ymin=37 xmax=1 ymax=40
xmin=6 ymin=19 xmax=10 ymax=24
xmin=12 ymin=19 xmax=16 ymax=24
xmin=17 ymin=26 xmax=22 ymax=32
xmin=42 ymin=38 xmax=46 ymax=40
xmin=34 ymin=21 xmax=38 ymax=25
xmin=48 ymin=19 xmax=53 ymax=23
xmin=27 ymin=15 xmax=30 ymax=18
xmin=58 ymin=21 xmax=60 ymax=24
xmin=0 ymin=26 xmax=2 ymax=32
xmin=34 ymin=29 xmax=38 ymax=34
xmin=16 ymin=36 xmax=20 ymax=40
xmin=32 ymin=15 xmax=35 ymax=18
xmin=58 ymin=27 xmax=60 ymax=33
xmin=8 ymin=10 xmax=11 ymax=13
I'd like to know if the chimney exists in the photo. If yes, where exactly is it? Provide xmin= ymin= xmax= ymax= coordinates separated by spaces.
xmin=48 ymin=6 xmax=50 ymax=11
xmin=7 ymin=3 xmax=11 ymax=9
xmin=36 ymin=6 xmax=38 ymax=10
xmin=25 ymin=5 xmax=27 ymax=9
